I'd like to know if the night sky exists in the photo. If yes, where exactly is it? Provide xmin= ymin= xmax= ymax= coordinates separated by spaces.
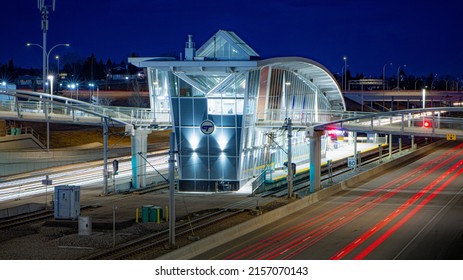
xmin=1 ymin=0 xmax=462 ymax=78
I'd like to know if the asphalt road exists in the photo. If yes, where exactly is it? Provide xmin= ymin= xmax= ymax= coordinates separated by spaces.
xmin=195 ymin=141 xmax=463 ymax=260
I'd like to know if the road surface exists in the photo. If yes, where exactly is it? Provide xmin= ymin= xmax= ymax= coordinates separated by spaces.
xmin=195 ymin=141 xmax=463 ymax=260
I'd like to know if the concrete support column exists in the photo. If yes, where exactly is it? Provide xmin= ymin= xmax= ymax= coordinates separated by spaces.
xmin=388 ymin=134 xmax=393 ymax=159
xmin=103 ymin=118 xmax=109 ymax=195
xmin=309 ymin=130 xmax=323 ymax=193
xmin=131 ymin=129 xmax=152 ymax=189
xmin=353 ymin=131 xmax=357 ymax=172
xmin=399 ymin=137 xmax=402 ymax=154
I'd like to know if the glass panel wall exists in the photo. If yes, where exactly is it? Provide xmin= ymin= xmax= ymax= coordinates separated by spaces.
xmin=147 ymin=63 xmax=336 ymax=191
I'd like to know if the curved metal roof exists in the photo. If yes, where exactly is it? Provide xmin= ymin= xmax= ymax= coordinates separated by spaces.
xmin=258 ymin=57 xmax=345 ymax=111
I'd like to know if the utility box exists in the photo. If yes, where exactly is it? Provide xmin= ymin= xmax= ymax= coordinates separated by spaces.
xmin=141 ymin=205 xmax=153 ymax=223
xmin=54 ymin=185 xmax=80 ymax=220
xmin=78 ymin=216 xmax=92 ymax=235
xmin=149 ymin=206 xmax=163 ymax=222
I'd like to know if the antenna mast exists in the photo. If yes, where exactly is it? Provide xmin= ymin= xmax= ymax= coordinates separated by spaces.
xmin=37 ymin=0 xmax=56 ymax=90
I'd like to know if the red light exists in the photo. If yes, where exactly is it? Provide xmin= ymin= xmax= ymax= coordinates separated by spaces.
xmin=423 ymin=120 xmax=431 ymax=128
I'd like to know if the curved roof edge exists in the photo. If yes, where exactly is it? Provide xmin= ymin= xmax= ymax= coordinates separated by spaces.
xmin=257 ymin=57 xmax=346 ymax=111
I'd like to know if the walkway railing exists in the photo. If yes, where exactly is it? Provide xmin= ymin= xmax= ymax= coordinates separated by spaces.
xmin=312 ymin=107 xmax=463 ymax=138
xmin=0 ymin=90 xmax=172 ymax=128
xmin=255 ymin=109 xmax=372 ymax=127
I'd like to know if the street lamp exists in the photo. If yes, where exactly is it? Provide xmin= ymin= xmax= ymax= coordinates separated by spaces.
xmin=68 ymin=83 xmax=76 ymax=99
xmin=76 ymin=83 xmax=79 ymax=100
xmin=397 ymin=64 xmax=406 ymax=90
xmin=55 ymin=55 xmax=60 ymax=73
xmin=343 ymin=56 xmax=347 ymax=91
xmin=46 ymin=75 xmax=54 ymax=152
xmin=47 ymin=75 xmax=54 ymax=106
xmin=422 ymin=87 xmax=426 ymax=109
xmin=26 ymin=42 xmax=70 ymax=91
xmin=382 ymin=62 xmax=392 ymax=90
xmin=89 ymin=83 xmax=95 ymax=103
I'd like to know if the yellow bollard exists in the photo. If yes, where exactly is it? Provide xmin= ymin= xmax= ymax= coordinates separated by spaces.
xmin=165 ymin=206 xmax=169 ymax=222
xmin=135 ymin=207 xmax=139 ymax=223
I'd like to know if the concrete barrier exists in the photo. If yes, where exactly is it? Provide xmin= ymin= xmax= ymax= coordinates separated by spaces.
xmin=0 ymin=203 xmax=44 ymax=219
xmin=157 ymin=140 xmax=445 ymax=260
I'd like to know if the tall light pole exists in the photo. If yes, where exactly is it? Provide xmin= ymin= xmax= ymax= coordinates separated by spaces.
xmin=422 ymin=87 xmax=426 ymax=109
xmin=55 ymin=55 xmax=60 ymax=73
xmin=397 ymin=64 xmax=406 ymax=90
xmin=46 ymin=75 xmax=54 ymax=152
xmin=47 ymin=75 xmax=54 ymax=106
xmin=382 ymin=62 xmax=392 ymax=90
xmin=343 ymin=56 xmax=347 ymax=91
xmin=27 ymin=42 xmax=70 ymax=89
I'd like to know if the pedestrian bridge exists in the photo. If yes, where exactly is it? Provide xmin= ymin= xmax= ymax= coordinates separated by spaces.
xmin=310 ymin=108 xmax=463 ymax=139
xmin=0 ymin=90 xmax=170 ymax=128
xmin=253 ymin=108 xmax=463 ymax=139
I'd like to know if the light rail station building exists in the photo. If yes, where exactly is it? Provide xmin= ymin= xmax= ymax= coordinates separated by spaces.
xmin=129 ymin=30 xmax=345 ymax=192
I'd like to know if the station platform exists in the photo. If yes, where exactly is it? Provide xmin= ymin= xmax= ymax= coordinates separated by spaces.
xmin=265 ymin=141 xmax=383 ymax=182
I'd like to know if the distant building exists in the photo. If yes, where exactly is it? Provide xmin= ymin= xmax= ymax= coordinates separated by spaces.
xmin=348 ymin=79 xmax=383 ymax=91
xmin=130 ymin=30 xmax=345 ymax=192
xmin=107 ymin=64 xmax=145 ymax=81
xmin=16 ymin=75 xmax=42 ymax=89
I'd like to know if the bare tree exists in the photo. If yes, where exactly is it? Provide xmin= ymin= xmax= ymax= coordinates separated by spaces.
xmin=128 ymin=79 xmax=148 ymax=107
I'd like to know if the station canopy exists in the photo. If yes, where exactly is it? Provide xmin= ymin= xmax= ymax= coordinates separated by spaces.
xmin=129 ymin=30 xmax=344 ymax=110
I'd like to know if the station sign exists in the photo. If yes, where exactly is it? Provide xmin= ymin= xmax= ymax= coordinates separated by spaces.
xmin=200 ymin=120 xmax=215 ymax=135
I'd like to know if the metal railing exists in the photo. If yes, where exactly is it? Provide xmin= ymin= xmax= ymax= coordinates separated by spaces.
xmin=0 ymin=90 xmax=172 ymax=128
xmin=312 ymin=107 xmax=463 ymax=138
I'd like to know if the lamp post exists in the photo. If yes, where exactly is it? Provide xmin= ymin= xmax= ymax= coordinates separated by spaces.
xmin=26 ymin=43 xmax=70 ymax=90
xmin=68 ymin=83 xmax=76 ymax=99
xmin=382 ymin=62 xmax=392 ymax=90
xmin=55 ymin=55 xmax=60 ymax=73
xmin=47 ymin=75 xmax=54 ymax=108
xmin=397 ymin=64 xmax=406 ymax=90
xmin=76 ymin=83 xmax=79 ymax=100
xmin=47 ymin=75 xmax=54 ymax=95
xmin=343 ymin=56 xmax=347 ymax=91
xmin=422 ymin=87 xmax=426 ymax=109
xmin=382 ymin=62 xmax=392 ymax=111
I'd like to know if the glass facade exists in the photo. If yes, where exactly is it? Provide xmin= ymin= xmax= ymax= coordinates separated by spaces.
xmin=132 ymin=30 xmax=344 ymax=192
xmin=147 ymin=64 xmax=341 ymax=192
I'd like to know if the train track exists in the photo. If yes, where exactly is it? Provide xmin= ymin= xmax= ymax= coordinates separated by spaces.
xmin=0 ymin=205 xmax=96 ymax=231
xmin=0 ymin=209 xmax=54 ymax=230
xmin=83 ymin=208 xmax=245 ymax=260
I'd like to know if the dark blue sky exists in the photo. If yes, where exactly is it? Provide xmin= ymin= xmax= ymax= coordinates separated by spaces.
xmin=1 ymin=0 xmax=462 ymax=78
